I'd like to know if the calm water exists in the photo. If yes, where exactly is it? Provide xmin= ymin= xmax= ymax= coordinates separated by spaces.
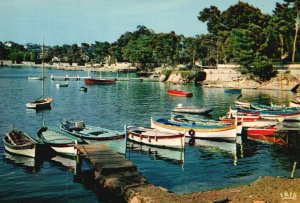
xmin=0 ymin=66 xmax=299 ymax=202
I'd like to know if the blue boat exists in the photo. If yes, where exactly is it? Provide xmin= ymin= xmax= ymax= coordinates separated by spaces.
xmin=224 ymin=88 xmax=242 ymax=94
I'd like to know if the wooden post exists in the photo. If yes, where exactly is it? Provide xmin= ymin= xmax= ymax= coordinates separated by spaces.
xmin=291 ymin=161 xmax=297 ymax=178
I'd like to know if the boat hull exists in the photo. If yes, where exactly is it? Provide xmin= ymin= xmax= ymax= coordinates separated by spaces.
xmin=127 ymin=127 xmax=185 ymax=149
xmin=151 ymin=117 xmax=237 ymax=141
xmin=167 ymin=89 xmax=193 ymax=97
xmin=246 ymin=127 xmax=277 ymax=136
xmin=3 ymin=131 xmax=37 ymax=158
xmin=84 ymin=78 xmax=116 ymax=85
xmin=172 ymin=106 xmax=212 ymax=114
xmin=26 ymin=97 xmax=53 ymax=109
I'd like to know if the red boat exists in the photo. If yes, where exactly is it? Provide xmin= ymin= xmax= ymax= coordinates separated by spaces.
xmin=84 ymin=78 xmax=116 ymax=85
xmin=167 ymin=89 xmax=193 ymax=97
xmin=246 ymin=126 xmax=278 ymax=136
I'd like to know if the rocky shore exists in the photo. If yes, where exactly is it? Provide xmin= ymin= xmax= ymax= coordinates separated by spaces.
xmin=129 ymin=177 xmax=300 ymax=203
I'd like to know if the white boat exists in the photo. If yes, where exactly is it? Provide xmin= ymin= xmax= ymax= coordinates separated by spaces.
xmin=28 ymin=76 xmax=43 ymax=80
xmin=235 ymin=100 xmax=250 ymax=108
xmin=37 ymin=126 xmax=84 ymax=157
xmin=171 ymin=103 xmax=212 ymax=114
xmin=126 ymin=126 xmax=185 ymax=149
xmin=56 ymin=83 xmax=68 ymax=88
xmin=26 ymin=38 xmax=53 ymax=110
xmin=3 ymin=128 xmax=38 ymax=158
xmin=151 ymin=117 xmax=237 ymax=142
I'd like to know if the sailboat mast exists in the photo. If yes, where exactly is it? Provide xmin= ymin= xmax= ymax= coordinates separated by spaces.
xmin=42 ymin=37 xmax=45 ymax=100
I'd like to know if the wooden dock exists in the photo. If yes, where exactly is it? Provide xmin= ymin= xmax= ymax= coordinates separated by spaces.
xmin=75 ymin=144 xmax=153 ymax=202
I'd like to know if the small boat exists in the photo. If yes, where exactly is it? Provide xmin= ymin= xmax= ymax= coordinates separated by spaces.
xmin=246 ymin=126 xmax=278 ymax=136
xmin=56 ymin=83 xmax=68 ymax=88
xmin=171 ymin=103 xmax=212 ymax=114
xmin=80 ymin=86 xmax=87 ymax=92
xmin=60 ymin=120 xmax=125 ymax=142
xmin=151 ymin=117 xmax=237 ymax=142
xmin=224 ymin=88 xmax=242 ymax=94
xmin=84 ymin=78 xmax=116 ymax=85
xmin=247 ymin=133 xmax=286 ymax=145
xmin=235 ymin=100 xmax=251 ymax=108
xmin=26 ymin=97 xmax=53 ymax=109
xmin=126 ymin=126 xmax=185 ymax=149
xmin=3 ymin=128 xmax=38 ymax=158
xmin=167 ymin=89 xmax=193 ymax=97
xmin=26 ymin=39 xmax=53 ymax=110
xmin=28 ymin=76 xmax=43 ymax=80
xmin=37 ymin=126 xmax=84 ymax=157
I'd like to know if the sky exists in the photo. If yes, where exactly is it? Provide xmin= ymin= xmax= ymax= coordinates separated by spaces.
xmin=0 ymin=0 xmax=284 ymax=46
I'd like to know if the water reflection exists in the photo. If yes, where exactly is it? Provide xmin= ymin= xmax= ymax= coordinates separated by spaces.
xmin=190 ymin=138 xmax=243 ymax=165
xmin=127 ymin=141 xmax=184 ymax=165
xmin=3 ymin=151 xmax=42 ymax=173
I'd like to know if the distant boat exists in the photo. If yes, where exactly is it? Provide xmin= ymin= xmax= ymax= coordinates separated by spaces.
xmin=224 ymin=88 xmax=242 ymax=94
xmin=80 ymin=86 xmax=87 ymax=92
xmin=84 ymin=78 xmax=116 ymax=85
xmin=289 ymin=100 xmax=300 ymax=108
xmin=172 ymin=103 xmax=212 ymax=114
xmin=167 ymin=89 xmax=193 ymax=97
xmin=235 ymin=100 xmax=251 ymax=108
xmin=3 ymin=128 xmax=38 ymax=158
xmin=26 ymin=38 xmax=53 ymax=110
xmin=37 ymin=126 xmax=84 ymax=157
xmin=56 ymin=83 xmax=68 ymax=88
xmin=28 ymin=76 xmax=43 ymax=80
xmin=126 ymin=126 xmax=185 ymax=149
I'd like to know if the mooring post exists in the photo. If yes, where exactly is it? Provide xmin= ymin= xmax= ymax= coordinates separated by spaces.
xmin=291 ymin=161 xmax=297 ymax=178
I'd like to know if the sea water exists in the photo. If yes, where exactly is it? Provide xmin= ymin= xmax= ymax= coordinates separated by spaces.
xmin=0 ymin=66 xmax=299 ymax=202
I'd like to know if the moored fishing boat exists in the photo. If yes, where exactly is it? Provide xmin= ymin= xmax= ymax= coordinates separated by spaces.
xmin=28 ymin=76 xmax=43 ymax=80
xmin=171 ymin=103 xmax=212 ymax=114
xmin=231 ymin=107 xmax=300 ymax=122
xmin=60 ymin=120 xmax=125 ymax=141
xmin=167 ymin=89 xmax=193 ymax=97
xmin=247 ymin=133 xmax=286 ymax=145
xmin=235 ymin=100 xmax=251 ymax=108
xmin=3 ymin=128 xmax=39 ymax=158
xmin=56 ymin=83 xmax=68 ymax=88
xmin=37 ymin=126 xmax=84 ymax=157
xmin=84 ymin=78 xmax=116 ymax=85
xmin=126 ymin=126 xmax=185 ymax=149
xmin=151 ymin=117 xmax=237 ymax=142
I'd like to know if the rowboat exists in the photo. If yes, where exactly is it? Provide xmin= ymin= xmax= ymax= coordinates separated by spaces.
xmin=3 ymin=128 xmax=38 ymax=158
xmin=56 ymin=83 xmax=68 ymax=88
xmin=126 ymin=126 xmax=185 ymax=149
xmin=151 ymin=117 xmax=237 ymax=141
xmin=167 ymin=89 xmax=193 ymax=97
xmin=37 ymin=126 xmax=84 ymax=157
xmin=235 ymin=100 xmax=251 ymax=108
xmin=171 ymin=103 xmax=212 ymax=114
xmin=28 ymin=76 xmax=43 ymax=80
xmin=84 ymin=78 xmax=116 ymax=85
xmin=60 ymin=120 xmax=125 ymax=141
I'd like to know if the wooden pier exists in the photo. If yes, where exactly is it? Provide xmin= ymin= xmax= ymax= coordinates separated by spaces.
xmin=75 ymin=144 xmax=158 ymax=202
